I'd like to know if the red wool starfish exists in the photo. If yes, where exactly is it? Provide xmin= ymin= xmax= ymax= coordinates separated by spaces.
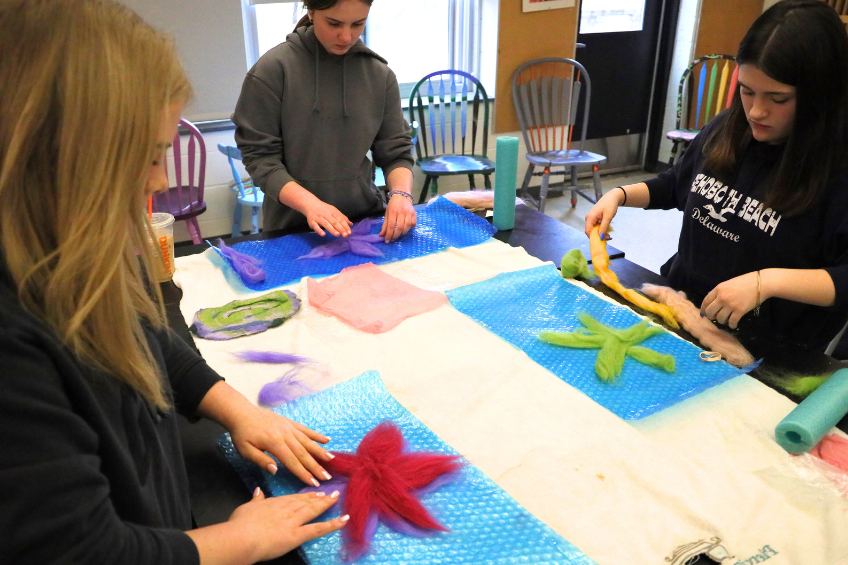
xmin=323 ymin=420 xmax=465 ymax=561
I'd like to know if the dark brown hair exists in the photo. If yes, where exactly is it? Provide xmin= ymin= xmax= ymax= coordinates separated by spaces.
xmin=703 ymin=0 xmax=848 ymax=216
xmin=294 ymin=0 xmax=374 ymax=31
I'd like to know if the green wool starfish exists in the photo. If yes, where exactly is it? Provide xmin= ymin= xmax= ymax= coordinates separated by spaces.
xmin=559 ymin=249 xmax=596 ymax=280
xmin=538 ymin=312 xmax=675 ymax=382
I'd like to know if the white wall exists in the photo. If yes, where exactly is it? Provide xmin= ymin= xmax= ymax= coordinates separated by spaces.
xmin=655 ymin=0 xmax=701 ymax=166
xmin=118 ymin=0 xmax=247 ymax=121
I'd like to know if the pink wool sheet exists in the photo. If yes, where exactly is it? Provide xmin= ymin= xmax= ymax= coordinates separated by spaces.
xmin=307 ymin=263 xmax=448 ymax=333
xmin=811 ymin=433 xmax=848 ymax=474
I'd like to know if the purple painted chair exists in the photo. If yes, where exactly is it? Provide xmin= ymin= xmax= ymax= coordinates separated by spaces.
xmin=152 ymin=118 xmax=206 ymax=244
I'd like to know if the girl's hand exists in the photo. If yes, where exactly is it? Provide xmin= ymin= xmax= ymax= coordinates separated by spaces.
xmin=584 ymin=188 xmax=624 ymax=239
xmin=380 ymin=193 xmax=417 ymax=242
xmin=228 ymin=405 xmax=334 ymax=487
xmin=700 ymin=271 xmax=760 ymax=329
xmin=189 ymin=489 xmax=347 ymax=565
xmin=232 ymin=489 xmax=347 ymax=562
xmin=303 ymin=200 xmax=353 ymax=237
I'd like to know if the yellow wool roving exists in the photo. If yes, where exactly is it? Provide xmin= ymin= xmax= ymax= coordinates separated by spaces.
xmin=588 ymin=225 xmax=679 ymax=329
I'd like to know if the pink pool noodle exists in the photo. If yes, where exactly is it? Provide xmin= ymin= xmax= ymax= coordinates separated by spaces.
xmin=641 ymin=283 xmax=754 ymax=367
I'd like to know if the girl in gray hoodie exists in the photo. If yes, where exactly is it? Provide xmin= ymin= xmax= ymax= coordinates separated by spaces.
xmin=233 ymin=0 xmax=416 ymax=242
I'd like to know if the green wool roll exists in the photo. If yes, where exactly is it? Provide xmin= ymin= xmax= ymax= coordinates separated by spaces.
xmin=539 ymin=311 xmax=675 ymax=382
xmin=560 ymin=249 xmax=596 ymax=280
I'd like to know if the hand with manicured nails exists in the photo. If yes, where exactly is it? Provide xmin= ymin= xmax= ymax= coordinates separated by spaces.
xmin=187 ymin=487 xmax=348 ymax=565
xmin=228 ymin=404 xmax=334 ymax=487
xmin=231 ymin=488 xmax=348 ymax=563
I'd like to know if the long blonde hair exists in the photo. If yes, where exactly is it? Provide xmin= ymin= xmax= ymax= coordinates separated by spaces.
xmin=0 ymin=0 xmax=192 ymax=408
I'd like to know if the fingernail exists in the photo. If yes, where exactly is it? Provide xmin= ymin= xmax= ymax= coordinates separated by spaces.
xmin=326 ymin=452 xmax=335 ymax=459
xmin=599 ymin=233 xmax=605 ymax=240
xmin=340 ymin=515 xmax=350 ymax=523
xmin=700 ymin=312 xmax=705 ymax=318
xmin=253 ymin=487 xmax=262 ymax=498
xmin=315 ymin=491 xmax=326 ymax=497
xmin=330 ymin=490 xmax=340 ymax=499
xmin=266 ymin=463 xmax=278 ymax=475
xmin=311 ymin=478 xmax=320 ymax=487
xmin=323 ymin=472 xmax=332 ymax=480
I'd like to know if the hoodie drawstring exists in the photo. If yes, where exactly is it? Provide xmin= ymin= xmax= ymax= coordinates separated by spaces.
xmin=310 ymin=33 xmax=350 ymax=118
xmin=342 ymin=57 xmax=349 ymax=118
xmin=312 ymin=46 xmax=321 ymax=113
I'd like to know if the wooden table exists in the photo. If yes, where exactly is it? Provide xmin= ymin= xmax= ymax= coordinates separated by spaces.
xmin=167 ymin=204 xmax=845 ymax=564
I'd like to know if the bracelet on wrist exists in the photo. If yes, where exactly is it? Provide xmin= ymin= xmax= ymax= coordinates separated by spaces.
xmin=616 ymin=186 xmax=627 ymax=206
xmin=387 ymin=190 xmax=414 ymax=203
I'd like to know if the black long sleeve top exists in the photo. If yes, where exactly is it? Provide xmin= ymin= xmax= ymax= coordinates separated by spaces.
xmin=0 ymin=268 xmax=223 ymax=564
xmin=645 ymin=113 xmax=848 ymax=349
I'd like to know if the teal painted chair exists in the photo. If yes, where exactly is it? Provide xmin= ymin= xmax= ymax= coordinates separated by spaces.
xmin=408 ymin=70 xmax=494 ymax=204
xmin=667 ymin=55 xmax=738 ymax=166
xmin=217 ymin=144 xmax=264 ymax=237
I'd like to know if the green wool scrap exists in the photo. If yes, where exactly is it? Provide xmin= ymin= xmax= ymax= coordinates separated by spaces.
xmin=539 ymin=311 xmax=675 ymax=382
xmin=560 ymin=249 xmax=596 ymax=280
xmin=190 ymin=289 xmax=301 ymax=340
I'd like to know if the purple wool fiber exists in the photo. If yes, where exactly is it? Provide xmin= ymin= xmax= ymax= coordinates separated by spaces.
xmin=380 ymin=510 xmax=432 ymax=538
xmin=193 ymin=321 xmax=270 ymax=341
xmin=296 ymin=238 xmax=350 ymax=260
xmin=217 ymin=239 xmax=266 ymax=284
xmin=257 ymin=367 xmax=316 ymax=407
xmin=296 ymin=218 xmax=387 ymax=260
xmin=348 ymin=239 xmax=384 ymax=257
xmin=234 ymin=351 xmax=313 ymax=365
xmin=351 ymin=218 xmax=380 ymax=236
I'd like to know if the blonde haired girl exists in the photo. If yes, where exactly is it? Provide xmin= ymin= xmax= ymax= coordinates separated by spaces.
xmin=0 ymin=1 xmax=346 ymax=563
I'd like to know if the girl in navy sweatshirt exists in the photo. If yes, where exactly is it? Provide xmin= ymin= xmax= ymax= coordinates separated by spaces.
xmin=586 ymin=0 xmax=848 ymax=351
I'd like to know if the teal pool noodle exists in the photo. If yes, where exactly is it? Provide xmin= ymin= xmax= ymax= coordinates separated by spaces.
xmin=493 ymin=136 xmax=519 ymax=230
xmin=775 ymin=368 xmax=848 ymax=454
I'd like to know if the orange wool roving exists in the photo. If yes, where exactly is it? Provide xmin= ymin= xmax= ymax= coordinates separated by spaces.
xmin=588 ymin=225 xmax=679 ymax=328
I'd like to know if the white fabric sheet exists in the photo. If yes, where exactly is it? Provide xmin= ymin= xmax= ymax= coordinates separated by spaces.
xmin=174 ymin=240 xmax=848 ymax=565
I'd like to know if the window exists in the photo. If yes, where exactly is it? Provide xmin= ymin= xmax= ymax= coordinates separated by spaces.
xmin=579 ymin=0 xmax=645 ymax=34
xmin=242 ymin=0 xmax=493 ymax=101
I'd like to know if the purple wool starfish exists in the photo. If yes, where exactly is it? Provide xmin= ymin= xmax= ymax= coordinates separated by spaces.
xmin=296 ymin=218 xmax=385 ymax=260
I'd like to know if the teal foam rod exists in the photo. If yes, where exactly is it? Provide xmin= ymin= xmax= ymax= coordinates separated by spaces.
xmin=775 ymin=368 xmax=848 ymax=454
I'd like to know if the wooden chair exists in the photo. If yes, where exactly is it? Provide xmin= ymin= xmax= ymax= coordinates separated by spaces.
xmin=408 ymin=70 xmax=495 ymax=204
xmin=512 ymin=58 xmax=606 ymax=213
xmin=667 ymin=55 xmax=738 ymax=166
xmin=152 ymin=118 xmax=206 ymax=244
xmin=217 ymin=144 xmax=264 ymax=238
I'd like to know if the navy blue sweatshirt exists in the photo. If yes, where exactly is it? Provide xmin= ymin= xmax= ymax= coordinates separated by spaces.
xmin=645 ymin=114 xmax=848 ymax=350
xmin=0 ymin=268 xmax=223 ymax=564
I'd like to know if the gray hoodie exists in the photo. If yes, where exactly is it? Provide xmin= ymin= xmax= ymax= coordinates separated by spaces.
xmin=232 ymin=25 xmax=414 ymax=233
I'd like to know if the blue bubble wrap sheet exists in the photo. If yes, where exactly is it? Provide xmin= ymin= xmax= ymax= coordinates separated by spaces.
xmin=225 ymin=198 xmax=496 ymax=291
xmin=218 ymin=371 xmax=596 ymax=565
xmin=445 ymin=264 xmax=753 ymax=419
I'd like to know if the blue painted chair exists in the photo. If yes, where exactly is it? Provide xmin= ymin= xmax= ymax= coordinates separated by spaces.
xmin=667 ymin=55 xmax=738 ymax=166
xmin=217 ymin=144 xmax=264 ymax=237
xmin=408 ymin=70 xmax=495 ymax=204
xmin=512 ymin=58 xmax=606 ymax=212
